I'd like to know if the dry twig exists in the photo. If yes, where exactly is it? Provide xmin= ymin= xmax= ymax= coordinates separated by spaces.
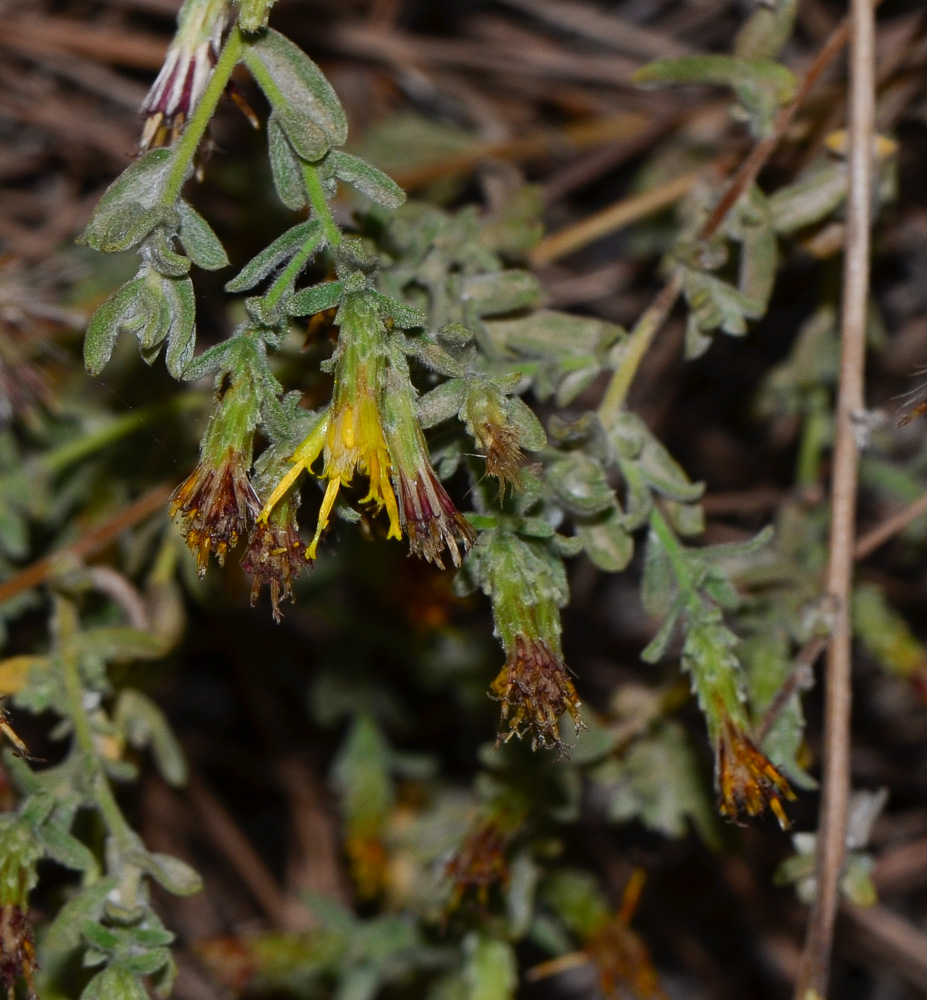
xmin=794 ymin=0 xmax=876 ymax=994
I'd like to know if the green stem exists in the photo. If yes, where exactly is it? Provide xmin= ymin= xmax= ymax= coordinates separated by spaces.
xmin=264 ymin=228 xmax=325 ymax=309
xmin=55 ymin=598 xmax=136 ymax=852
xmin=162 ymin=27 xmax=246 ymax=204
xmin=649 ymin=505 xmax=698 ymax=598
xmin=41 ymin=394 xmax=205 ymax=476
xmin=303 ymin=163 xmax=342 ymax=248
xmin=597 ymin=270 xmax=683 ymax=429
xmin=795 ymin=388 xmax=829 ymax=489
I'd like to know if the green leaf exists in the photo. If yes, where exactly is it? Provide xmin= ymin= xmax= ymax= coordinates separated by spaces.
xmin=81 ymin=966 xmax=148 ymax=1000
xmin=599 ymin=721 xmax=720 ymax=847
xmin=275 ymin=106 xmax=332 ymax=162
xmin=506 ymin=397 xmax=546 ymax=452
xmin=768 ymin=163 xmax=846 ymax=234
xmin=418 ymin=380 xmax=465 ymax=429
xmin=370 ymin=291 xmax=425 ymax=329
xmin=289 ymin=280 xmax=344 ymax=318
xmin=242 ymin=29 xmax=348 ymax=146
xmin=177 ymin=201 xmax=229 ymax=270
xmin=128 ymin=850 xmax=202 ymax=896
xmin=462 ymin=934 xmax=517 ymax=1000
xmin=547 ymin=453 xmax=616 ymax=517
xmin=226 ymin=220 xmax=322 ymax=292
xmin=164 ymin=277 xmax=197 ymax=378
xmin=36 ymin=820 xmax=98 ymax=874
xmin=683 ymin=268 xmax=764 ymax=359
xmin=634 ymin=55 xmax=796 ymax=137
xmin=45 ymin=878 xmax=119 ymax=954
xmin=84 ymin=276 xmax=152 ymax=376
xmin=81 ymin=149 xmax=180 ymax=252
xmin=577 ymin=506 xmax=633 ymax=572
xmin=267 ymin=114 xmax=308 ymax=210
xmin=328 ymin=151 xmax=406 ymax=209
xmin=460 ymin=270 xmax=543 ymax=317
xmin=115 ymin=690 xmax=187 ymax=787
xmin=75 ymin=627 xmax=167 ymax=662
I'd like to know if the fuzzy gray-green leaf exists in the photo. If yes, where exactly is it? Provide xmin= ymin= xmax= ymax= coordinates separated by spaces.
xmin=164 ymin=277 xmax=197 ymax=378
xmin=177 ymin=201 xmax=229 ymax=271
xmin=243 ymin=29 xmax=348 ymax=146
xmin=461 ymin=270 xmax=543 ymax=318
xmin=328 ymin=150 xmax=406 ymax=209
xmin=81 ymin=149 xmax=178 ymax=252
xmin=290 ymin=280 xmax=344 ymax=318
xmin=577 ymin=506 xmax=633 ymax=573
xmin=267 ymin=115 xmax=308 ymax=210
xmin=226 ymin=220 xmax=322 ymax=292
xmin=84 ymin=276 xmax=150 ymax=376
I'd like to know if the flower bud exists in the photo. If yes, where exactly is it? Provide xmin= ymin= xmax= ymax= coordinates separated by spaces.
xmin=140 ymin=0 xmax=231 ymax=150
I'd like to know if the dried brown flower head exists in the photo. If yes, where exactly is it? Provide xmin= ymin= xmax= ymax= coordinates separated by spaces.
xmin=717 ymin=715 xmax=795 ymax=829
xmin=170 ymin=448 xmax=260 ymax=577
xmin=445 ymin=819 xmax=511 ymax=909
xmin=241 ymin=518 xmax=310 ymax=622
xmin=0 ymin=905 xmax=37 ymax=999
xmin=474 ymin=418 xmax=523 ymax=498
xmin=490 ymin=636 xmax=583 ymax=754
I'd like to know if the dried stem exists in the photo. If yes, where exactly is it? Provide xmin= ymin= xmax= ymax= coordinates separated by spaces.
xmin=0 ymin=485 xmax=172 ymax=605
xmin=853 ymin=489 xmax=927 ymax=561
xmin=794 ymin=0 xmax=875 ymax=995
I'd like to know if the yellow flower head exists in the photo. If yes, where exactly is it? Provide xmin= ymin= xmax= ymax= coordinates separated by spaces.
xmin=258 ymin=388 xmax=401 ymax=560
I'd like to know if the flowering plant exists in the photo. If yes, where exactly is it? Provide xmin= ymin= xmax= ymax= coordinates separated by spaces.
xmin=0 ymin=1 xmax=913 ymax=997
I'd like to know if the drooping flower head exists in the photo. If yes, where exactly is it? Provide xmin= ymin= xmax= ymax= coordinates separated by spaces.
xmin=382 ymin=343 xmax=475 ymax=569
xmin=240 ymin=494 xmax=308 ymax=622
xmin=461 ymin=378 xmax=526 ymax=497
xmin=445 ymin=808 xmax=524 ymax=911
xmin=716 ymin=713 xmax=795 ymax=829
xmin=140 ymin=0 xmax=231 ymax=151
xmin=170 ymin=367 xmax=261 ymax=576
xmin=257 ymin=288 xmax=400 ymax=559
xmin=479 ymin=531 xmax=583 ymax=754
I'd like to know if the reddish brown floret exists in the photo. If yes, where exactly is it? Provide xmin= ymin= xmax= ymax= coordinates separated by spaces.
xmin=395 ymin=465 xmax=476 ymax=569
xmin=445 ymin=819 xmax=511 ymax=909
xmin=0 ymin=906 xmax=38 ymax=999
xmin=490 ymin=636 xmax=583 ymax=754
xmin=170 ymin=449 xmax=260 ymax=577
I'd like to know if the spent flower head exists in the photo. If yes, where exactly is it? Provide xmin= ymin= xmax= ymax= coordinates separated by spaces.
xmin=462 ymin=380 xmax=525 ymax=497
xmin=716 ymin=714 xmax=795 ymax=829
xmin=383 ymin=347 xmax=475 ymax=568
xmin=479 ymin=531 xmax=583 ymax=753
xmin=170 ymin=368 xmax=261 ymax=576
xmin=0 ymin=906 xmax=38 ymax=1000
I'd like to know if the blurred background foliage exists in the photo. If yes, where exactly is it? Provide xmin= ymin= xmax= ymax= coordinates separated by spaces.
xmin=3 ymin=1 xmax=927 ymax=998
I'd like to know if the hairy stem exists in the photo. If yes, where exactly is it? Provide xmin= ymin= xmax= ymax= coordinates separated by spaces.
xmin=303 ymin=163 xmax=343 ymax=248
xmin=162 ymin=26 xmax=246 ymax=204
xmin=794 ymin=0 xmax=875 ymax=994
